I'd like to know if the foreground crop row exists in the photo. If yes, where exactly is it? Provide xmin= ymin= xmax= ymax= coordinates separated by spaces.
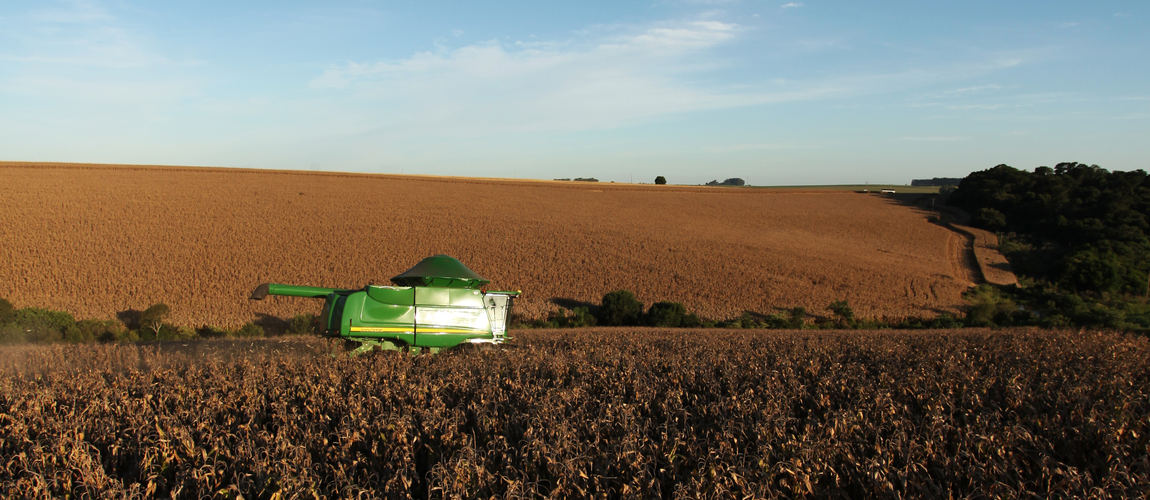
xmin=1 ymin=328 xmax=1147 ymax=498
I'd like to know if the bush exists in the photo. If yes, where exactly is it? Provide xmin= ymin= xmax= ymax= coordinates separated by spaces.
xmin=761 ymin=313 xmax=790 ymax=329
xmin=964 ymin=285 xmax=1020 ymax=327
xmin=0 ymin=298 xmax=14 ymax=324
xmin=0 ymin=324 xmax=24 ymax=344
xmin=567 ymin=307 xmax=597 ymax=327
xmin=930 ymin=314 xmax=962 ymax=329
xmin=681 ymin=312 xmax=703 ymax=328
xmin=735 ymin=313 xmax=760 ymax=329
xmin=232 ymin=322 xmax=266 ymax=338
xmin=13 ymin=307 xmax=76 ymax=332
xmin=11 ymin=308 xmax=76 ymax=343
xmin=600 ymin=290 xmax=644 ymax=326
xmin=67 ymin=319 xmax=125 ymax=343
xmin=516 ymin=308 xmax=600 ymax=329
xmin=788 ymin=307 xmax=806 ymax=329
xmin=197 ymin=325 xmax=229 ymax=338
xmin=175 ymin=326 xmax=199 ymax=340
xmin=288 ymin=314 xmax=318 ymax=335
xmin=647 ymin=301 xmax=686 ymax=327
xmin=828 ymin=300 xmax=855 ymax=327
xmin=654 ymin=176 xmax=667 ymax=185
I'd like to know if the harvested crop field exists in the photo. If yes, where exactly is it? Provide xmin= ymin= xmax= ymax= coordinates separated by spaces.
xmin=1 ymin=328 xmax=1147 ymax=497
xmin=1 ymin=162 xmax=972 ymax=327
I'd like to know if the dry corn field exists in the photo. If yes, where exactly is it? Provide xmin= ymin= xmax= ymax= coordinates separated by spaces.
xmin=1 ymin=329 xmax=1147 ymax=498
xmin=1 ymin=162 xmax=974 ymax=328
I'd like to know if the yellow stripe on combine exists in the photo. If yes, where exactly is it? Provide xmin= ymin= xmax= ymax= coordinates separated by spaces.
xmin=419 ymin=328 xmax=486 ymax=334
xmin=349 ymin=326 xmax=484 ymax=334
xmin=349 ymin=327 xmax=412 ymax=333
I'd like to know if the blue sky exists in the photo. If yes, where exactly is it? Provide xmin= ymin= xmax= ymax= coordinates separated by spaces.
xmin=1 ymin=1 xmax=1146 ymax=185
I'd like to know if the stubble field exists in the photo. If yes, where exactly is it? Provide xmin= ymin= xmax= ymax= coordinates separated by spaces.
xmin=1 ymin=329 xmax=1146 ymax=497
xmin=1 ymin=162 xmax=971 ymax=328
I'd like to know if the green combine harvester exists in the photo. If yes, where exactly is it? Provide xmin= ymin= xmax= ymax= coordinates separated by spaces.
xmin=250 ymin=255 xmax=520 ymax=354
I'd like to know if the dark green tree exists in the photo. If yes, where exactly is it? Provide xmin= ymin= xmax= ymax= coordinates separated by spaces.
xmin=140 ymin=303 xmax=170 ymax=339
xmin=828 ymin=300 xmax=854 ymax=327
xmin=600 ymin=290 xmax=644 ymax=326
xmin=973 ymin=208 xmax=1007 ymax=230
xmin=647 ymin=301 xmax=686 ymax=327
xmin=788 ymin=307 xmax=806 ymax=329
xmin=654 ymin=176 xmax=667 ymax=185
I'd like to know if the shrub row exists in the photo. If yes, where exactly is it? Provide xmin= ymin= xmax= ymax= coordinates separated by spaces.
xmin=516 ymin=290 xmax=967 ymax=331
xmin=0 ymin=298 xmax=315 ymax=345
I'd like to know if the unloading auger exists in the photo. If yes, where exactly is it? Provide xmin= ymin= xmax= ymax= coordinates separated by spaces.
xmin=250 ymin=255 xmax=520 ymax=354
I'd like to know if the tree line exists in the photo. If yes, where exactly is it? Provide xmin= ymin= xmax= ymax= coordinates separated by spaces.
xmin=948 ymin=162 xmax=1150 ymax=330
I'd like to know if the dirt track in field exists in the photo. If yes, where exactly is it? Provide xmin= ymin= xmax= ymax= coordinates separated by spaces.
xmin=1 ymin=162 xmax=974 ymax=327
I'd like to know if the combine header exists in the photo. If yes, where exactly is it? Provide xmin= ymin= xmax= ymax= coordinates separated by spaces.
xmin=250 ymin=255 xmax=519 ymax=354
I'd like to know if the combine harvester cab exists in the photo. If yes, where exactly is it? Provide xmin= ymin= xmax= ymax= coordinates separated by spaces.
xmin=250 ymin=255 xmax=520 ymax=354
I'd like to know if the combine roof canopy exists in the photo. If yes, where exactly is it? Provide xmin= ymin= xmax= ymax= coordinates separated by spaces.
xmin=390 ymin=254 xmax=491 ymax=289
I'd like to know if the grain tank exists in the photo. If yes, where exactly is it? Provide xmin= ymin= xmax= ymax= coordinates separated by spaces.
xmin=249 ymin=255 xmax=519 ymax=353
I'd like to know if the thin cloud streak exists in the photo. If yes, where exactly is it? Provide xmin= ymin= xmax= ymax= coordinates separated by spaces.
xmin=307 ymin=19 xmax=1028 ymax=142
xmin=897 ymin=137 xmax=967 ymax=141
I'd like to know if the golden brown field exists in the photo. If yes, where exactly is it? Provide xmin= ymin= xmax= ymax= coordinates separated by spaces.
xmin=1 ymin=162 xmax=974 ymax=327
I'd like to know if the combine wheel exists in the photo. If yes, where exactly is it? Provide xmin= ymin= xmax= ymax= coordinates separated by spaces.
xmin=452 ymin=341 xmax=508 ymax=354
xmin=340 ymin=339 xmax=409 ymax=356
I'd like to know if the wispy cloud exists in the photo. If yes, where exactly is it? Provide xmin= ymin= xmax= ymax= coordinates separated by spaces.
xmin=781 ymin=3 xmax=804 ymax=9
xmin=897 ymin=136 xmax=966 ymax=141
xmin=0 ymin=3 xmax=163 ymax=69
xmin=709 ymin=142 xmax=817 ymax=152
xmin=305 ymin=16 xmax=1045 ymax=147
xmin=946 ymin=103 xmax=1006 ymax=110
xmin=308 ymin=20 xmax=764 ymax=134
xmin=0 ymin=1 xmax=202 ymax=117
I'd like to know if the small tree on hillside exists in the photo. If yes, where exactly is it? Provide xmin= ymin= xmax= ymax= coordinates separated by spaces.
xmin=140 ymin=303 xmax=170 ymax=338
xmin=655 ymin=176 xmax=667 ymax=185
xmin=788 ymin=307 xmax=806 ymax=329
xmin=828 ymin=300 xmax=854 ymax=327
xmin=600 ymin=290 xmax=644 ymax=326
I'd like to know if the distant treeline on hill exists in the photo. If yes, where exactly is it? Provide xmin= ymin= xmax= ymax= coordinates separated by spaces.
xmin=705 ymin=178 xmax=745 ymax=187
xmin=912 ymin=177 xmax=964 ymax=187
xmin=554 ymin=177 xmax=599 ymax=182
